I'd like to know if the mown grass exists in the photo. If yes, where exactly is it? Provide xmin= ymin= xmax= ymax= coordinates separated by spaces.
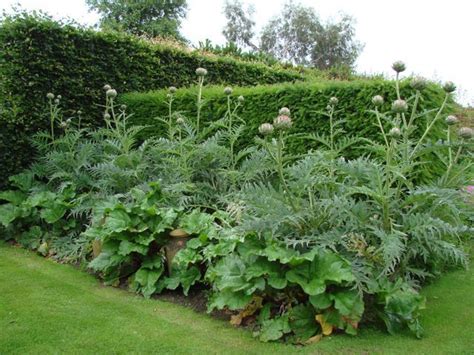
xmin=0 ymin=242 xmax=473 ymax=354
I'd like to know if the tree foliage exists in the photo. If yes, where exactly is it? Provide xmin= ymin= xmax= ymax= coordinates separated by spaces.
xmin=85 ymin=0 xmax=188 ymax=40
xmin=223 ymin=1 xmax=363 ymax=69
xmin=222 ymin=0 xmax=257 ymax=50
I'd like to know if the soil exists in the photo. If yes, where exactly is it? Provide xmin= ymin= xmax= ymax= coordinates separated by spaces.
xmin=153 ymin=286 xmax=233 ymax=321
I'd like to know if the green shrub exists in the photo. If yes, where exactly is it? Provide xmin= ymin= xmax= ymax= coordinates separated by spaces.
xmin=0 ymin=13 xmax=304 ymax=186
xmin=1 ymin=60 xmax=471 ymax=344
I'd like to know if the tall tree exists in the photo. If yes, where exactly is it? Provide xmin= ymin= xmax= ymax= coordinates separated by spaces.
xmin=222 ymin=0 xmax=257 ymax=50
xmin=255 ymin=2 xmax=363 ymax=69
xmin=260 ymin=2 xmax=321 ymax=65
xmin=311 ymin=15 xmax=362 ymax=69
xmin=86 ymin=0 xmax=188 ymax=40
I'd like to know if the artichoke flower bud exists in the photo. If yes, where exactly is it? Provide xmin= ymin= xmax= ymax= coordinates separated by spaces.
xmin=103 ymin=84 xmax=111 ymax=91
xmin=458 ymin=127 xmax=474 ymax=140
xmin=54 ymin=99 xmax=60 ymax=105
xmin=56 ymin=95 xmax=62 ymax=100
xmin=59 ymin=121 xmax=67 ymax=128
xmin=258 ymin=123 xmax=274 ymax=136
xmin=410 ymin=76 xmax=427 ymax=91
xmin=392 ymin=99 xmax=408 ymax=113
xmin=106 ymin=89 xmax=117 ymax=98
xmin=77 ymin=110 xmax=82 ymax=115
xmin=46 ymin=93 xmax=54 ymax=100
xmin=443 ymin=81 xmax=456 ymax=93
xmin=329 ymin=97 xmax=339 ymax=106
xmin=103 ymin=113 xmax=111 ymax=120
xmin=372 ymin=95 xmax=384 ymax=106
xmin=273 ymin=115 xmax=292 ymax=130
xmin=392 ymin=60 xmax=406 ymax=73
xmin=169 ymin=86 xmax=177 ymax=94
xmin=224 ymin=87 xmax=233 ymax=95
xmin=445 ymin=115 xmax=459 ymax=126
xmin=238 ymin=95 xmax=245 ymax=103
xmin=195 ymin=67 xmax=208 ymax=76
xmin=389 ymin=127 xmax=402 ymax=138
xmin=279 ymin=107 xmax=290 ymax=116
xmin=120 ymin=104 xmax=127 ymax=110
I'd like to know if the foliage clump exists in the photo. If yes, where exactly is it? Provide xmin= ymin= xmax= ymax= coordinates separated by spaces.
xmin=0 ymin=62 xmax=472 ymax=345
xmin=0 ymin=13 xmax=304 ymax=186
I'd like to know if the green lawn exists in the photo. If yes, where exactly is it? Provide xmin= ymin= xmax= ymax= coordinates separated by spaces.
xmin=1 ymin=242 xmax=473 ymax=354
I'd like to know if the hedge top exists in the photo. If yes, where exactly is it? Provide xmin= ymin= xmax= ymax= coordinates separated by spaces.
xmin=122 ymin=78 xmax=449 ymax=141
xmin=0 ymin=14 xmax=305 ymax=126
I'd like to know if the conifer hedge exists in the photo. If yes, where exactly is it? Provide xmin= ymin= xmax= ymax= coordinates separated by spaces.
xmin=122 ymin=79 xmax=450 ymax=158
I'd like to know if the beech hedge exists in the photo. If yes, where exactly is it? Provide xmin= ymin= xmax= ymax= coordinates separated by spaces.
xmin=0 ymin=14 xmax=303 ymax=186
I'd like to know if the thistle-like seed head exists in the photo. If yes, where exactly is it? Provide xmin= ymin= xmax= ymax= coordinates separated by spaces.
xmin=389 ymin=127 xmax=401 ymax=138
xmin=329 ymin=97 xmax=339 ymax=106
xmin=60 ymin=121 xmax=67 ymax=128
xmin=445 ymin=115 xmax=459 ymax=126
xmin=458 ymin=127 xmax=474 ymax=139
xmin=224 ymin=86 xmax=233 ymax=95
xmin=77 ymin=110 xmax=82 ymax=115
xmin=103 ymin=84 xmax=111 ymax=91
xmin=392 ymin=99 xmax=408 ymax=113
xmin=372 ymin=95 xmax=384 ymax=106
xmin=169 ymin=86 xmax=177 ymax=94
xmin=104 ymin=113 xmax=111 ymax=120
xmin=46 ymin=93 xmax=54 ymax=100
xmin=258 ymin=123 xmax=274 ymax=135
xmin=238 ymin=95 xmax=245 ymax=103
xmin=176 ymin=117 xmax=185 ymax=124
xmin=443 ymin=81 xmax=456 ymax=93
xmin=195 ymin=67 xmax=208 ymax=76
xmin=54 ymin=99 xmax=60 ymax=105
xmin=120 ymin=104 xmax=127 ymax=110
xmin=56 ymin=95 xmax=62 ymax=100
xmin=273 ymin=115 xmax=292 ymax=130
xmin=410 ymin=76 xmax=427 ymax=91
xmin=279 ymin=107 xmax=290 ymax=116
xmin=392 ymin=60 xmax=406 ymax=73
xmin=106 ymin=89 xmax=117 ymax=98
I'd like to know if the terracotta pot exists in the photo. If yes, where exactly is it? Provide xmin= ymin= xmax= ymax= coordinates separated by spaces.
xmin=165 ymin=229 xmax=190 ymax=273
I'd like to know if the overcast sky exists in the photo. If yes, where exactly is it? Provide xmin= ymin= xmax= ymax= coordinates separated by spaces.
xmin=2 ymin=0 xmax=473 ymax=105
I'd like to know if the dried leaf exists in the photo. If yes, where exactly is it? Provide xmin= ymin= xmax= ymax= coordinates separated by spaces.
xmin=229 ymin=296 xmax=263 ymax=326
xmin=316 ymin=314 xmax=333 ymax=336
xmin=305 ymin=334 xmax=323 ymax=344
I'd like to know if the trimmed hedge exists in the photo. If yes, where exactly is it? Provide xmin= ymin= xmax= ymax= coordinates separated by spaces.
xmin=0 ymin=15 xmax=304 ymax=186
xmin=122 ymin=79 xmax=451 ymax=157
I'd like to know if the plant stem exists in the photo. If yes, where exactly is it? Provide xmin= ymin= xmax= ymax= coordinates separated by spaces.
xmin=410 ymin=93 xmax=449 ymax=160
xmin=447 ymin=126 xmax=453 ymax=167
xmin=445 ymin=145 xmax=463 ymax=184
xmin=329 ymin=107 xmax=335 ymax=151
xmin=49 ymin=100 xmax=55 ymax=140
xmin=276 ymin=131 xmax=296 ymax=210
xmin=168 ymin=95 xmax=174 ymax=140
xmin=375 ymin=108 xmax=389 ymax=148
xmin=196 ymin=76 xmax=204 ymax=135
xmin=383 ymin=139 xmax=395 ymax=231
xmin=395 ymin=73 xmax=401 ymax=99
xmin=407 ymin=91 xmax=420 ymax=130
xmin=226 ymin=95 xmax=235 ymax=168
